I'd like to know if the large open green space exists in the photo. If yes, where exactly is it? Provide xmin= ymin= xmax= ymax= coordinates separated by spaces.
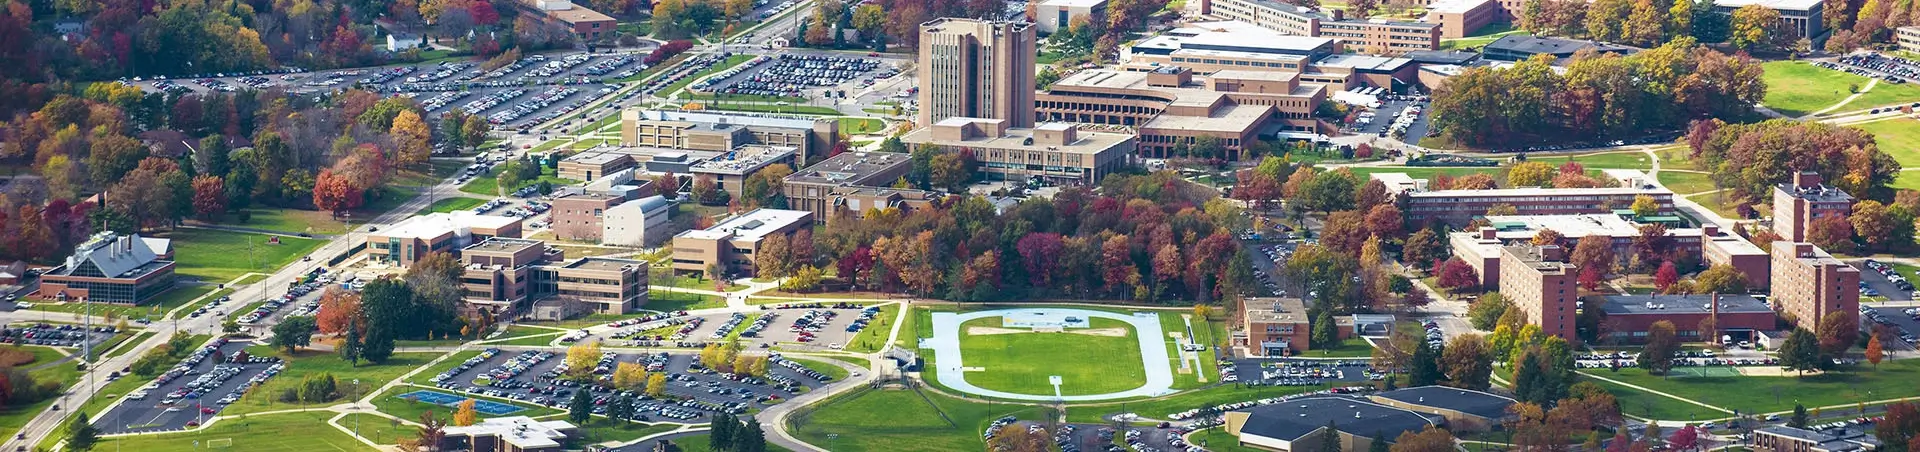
xmin=94 ymin=411 xmax=375 ymax=452
xmin=162 ymin=229 xmax=324 ymax=282
xmin=1841 ymin=80 xmax=1920 ymax=112
xmin=226 ymin=347 xmax=435 ymax=416
xmin=836 ymin=117 xmax=886 ymax=135
xmin=956 ymin=317 xmax=1146 ymax=396
xmin=458 ymin=166 xmax=579 ymax=196
xmin=1850 ymin=118 xmax=1920 ymax=190
xmin=1539 ymin=151 xmax=1655 ymax=169
xmin=1762 ymin=61 xmax=1871 ymax=117
xmin=1581 ymin=361 xmax=1920 ymax=420
xmin=789 ymin=387 xmax=1051 ymax=452
xmin=1657 ymin=171 xmax=1717 ymax=195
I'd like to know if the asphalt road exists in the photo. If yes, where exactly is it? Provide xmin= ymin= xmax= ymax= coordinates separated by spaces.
xmin=94 ymin=341 xmax=274 ymax=434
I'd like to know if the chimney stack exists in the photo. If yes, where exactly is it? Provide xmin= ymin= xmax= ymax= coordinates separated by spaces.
xmin=1794 ymin=171 xmax=1822 ymax=189
xmin=1702 ymin=224 xmax=1719 ymax=237
xmin=1480 ymin=227 xmax=1496 ymax=240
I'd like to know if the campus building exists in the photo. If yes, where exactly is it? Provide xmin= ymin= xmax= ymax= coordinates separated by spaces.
xmin=438 ymin=415 xmax=579 ymax=452
xmin=783 ymin=151 xmax=943 ymax=220
xmin=918 ymin=18 xmax=1037 ymax=128
xmin=558 ymin=151 xmax=634 ymax=182
xmin=1121 ymin=21 xmax=1420 ymax=90
xmin=1772 ymin=171 xmax=1853 ymax=243
xmin=1423 ymin=0 xmax=1499 ymax=38
xmin=900 ymin=118 xmax=1136 ymax=185
xmin=1752 ymin=425 xmax=1883 ymax=452
xmin=363 ymin=212 xmax=524 ymax=266
xmin=620 ymin=109 xmax=840 ymax=163
xmin=1200 ymin=0 xmax=1441 ymax=54
xmin=601 ymin=195 xmax=673 ymax=247
xmin=1770 ymin=242 xmax=1859 ymax=331
xmin=1373 ymin=171 xmax=1676 ymax=227
xmin=550 ymin=191 xmax=628 ymax=242
xmin=1029 ymin=0 xmax=1109 ymax=34
xmin=1901 ymin=26 xmax=1920 ymax=54
xmin=1036 ymin=66 xmax=1331 ymax=160
xmin=689 ymin=145 xmax=800 ymax=199
xmin=1712 ymin=0 xmax=1824 ymax=41
xmin=1236 ymin=297 xmax=1353 ymax=356
xmin=459 ymin=238 xmax=650 ymax=316
xmin=1596 ymin=293 xmax=1778 ymax=343
xmin=1498 ymin=244 xmax=1578 ymax=341
xmin=514 ymin=0 xmax=616 ymax=40
xmin=39 ymin=232 xmax=177 ymax=305
xmin=1222 ymin=396 xmax=1441 ymax=451
xmin=1480 ymin=35 xmax=1639 ymax=62
xmin=670 ymin=209 xmax=815 ymax=277
xmin=1447 ymin=215 xmax=1770 ymax=290
xmin=1366 ymin=386 xmax=1517 ymax=432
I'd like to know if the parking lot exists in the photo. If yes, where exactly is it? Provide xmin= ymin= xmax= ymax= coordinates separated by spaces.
xmin=1352 ymin=98 xmax=1432 ymax=141
xmin=1228 ymin=359 xmax=1379 ymax=388
xmin=591 ymin=303 xmax=882 ymax=351
xmin=998 ymin=420 xmax=1193 ymax=452
xmin=95 ymin=338 xmax=282 ymax=434
xmin=1859 ymin=259 xmax=1915 ymax=301
xmin=693 ymin=53 xmax=895 ymax=100
xmin=1831 ymin=52 xmax=1919 ymax=83
xmin=0 ymin=322 xmax=120 ymax=349
xmin=423 ymin=347 xmax=841 ymax=424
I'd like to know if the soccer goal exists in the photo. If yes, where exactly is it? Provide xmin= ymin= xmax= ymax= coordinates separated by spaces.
xmin=206 ymin=438 xmax=234 ymax=448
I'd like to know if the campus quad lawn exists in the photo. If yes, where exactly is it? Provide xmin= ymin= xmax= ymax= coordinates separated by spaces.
xmin=94 ymin=411 xmax=376 ymax=452
xmin=416 ymin=197 xmax=485 ymax=214
xmin=1301 ymin=337 xmax=1376 ymax=358
xmin=1063 ymin=382 xmax=1331 ymax=423
xmin=32 ymin=283 xmax=214 ymax=320
xmin=1581 ymin=362 xmax=1920 ymax=418
xmin=955 ymin=317 xmax=1146 ymax=396
xmin=571 ymin=419 xmax=677 ymax=445
xmin=672 ymin=433 xmax=797 ymax=452
xmin=336 ymin=413 xmax=407 ymax=443
xmin=1657 ymin=171 xmax=1717 ymax=195
xmin=1762 ymin=61 xmax=1873 ymax=117
xmin=791 ymin=388 xmax=1050 ymax=452
xmin=459 ymin=166 xmax=579 ymax=196
xmin=1546 ymin=152 xmax=1654 ymax=169
xmin=836 ymin=117 xmax=886 ymax=135
xmin=643 ymin=292 xmax=728 ymax=312
xmin=1839 ymin=80 xmax=1920 ymax=112
xmin=1579 ymin=373 xmax=1702 ymax=421
xmin=161 ymin=229 xmax=324 ymax=282
xmin=225 ymin=348 xmax=436 ymax=416
xmin=1851 ymin=118 xmax=1920 ymax=167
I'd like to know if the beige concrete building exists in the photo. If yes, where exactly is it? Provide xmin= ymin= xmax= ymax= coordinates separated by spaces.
xmin=1122 ymin=21 xmax=1421 ymax=90
xmin=671 ymin=209 xmax=815 ymax=277
xmin=459 ymin=238 xmax=649 ymax=316
xmin=918 ymin=19 xmax=1037 ymax=128
xmin=1498 ymin=244 xmax=1577 ymax=342
xmin=550 ymin=192 xmax=627 ymax=242
xmin=558 ymin=151 xmax=634 ymax=182
xmin=1772 ymin=171 xmax=1853 ymax=243
xmin=365 ymin=212 xmax=524 ymax=266
xmin=783 ymin=151 xmax=942 ymax=219
xmin=602 ymin=195 xmax=673 ymax=247
xmin=1036 ymin=67 xmax=1328 ymax=160
xmin=689 ymin=145 xmax=798 ymax=199
xmin=1030 ymin=0 xmax=1109 ymax=34
xmin=1423 ymin=0 xmax=1499 ymax=38
xmin=1901 ymin=26 xmax=1920 ymax=54
xmin=899 ymin=118 xmax=1136 ymax=185
xmin=1201 ymin=0 xmax=1441 ymax=54
xmin=1770 ymin=242 xmax=1859 ymax=331
xmin=620 ymin=109 xmax=839 ymax=162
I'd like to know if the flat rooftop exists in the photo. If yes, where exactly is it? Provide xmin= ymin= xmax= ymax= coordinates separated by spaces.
xmin=1601 ymin=293 xmax=1774 ymax=316
xmin=563 ymin=151 xmax=632 ymax=166
xmin=380 ymin=212 xmax=521 ymax=240
xmin=1209 ymin=69 xmax=1301 ymax=83
xmin=1409 ymin=186 xmax=1673 ymax=199
xmin=464 ymin=237 xmax=545 ymax=254
xmin=628 ymin=109 xmax=824 ymax=130
xmin=1242 ymin=297 xmax=1310 ymax=323
xmin=1037 ymin=0 xmax=1107 ymax=7
xmin=1776 ymin=241 xmax=1857 ymax=269
xmin=1486 ymin=35 xmax=1639 ymax=56
xmin=1372 ymin=386 xmax=1517 ymax=419
xmin=679 ymin=208 xmax=811 ymax=241
xmin=1314 ymin=54 xmax=1415 ymax=72
xmin=1483 ymin=214 xmax=1651 ymax=238
xmin=788 ymin=151 xmax=911 ymax=186
xmin=1370 ymin=172 xmax=1421 ymax=194
xmin=1712 ymin=0 xmax=1822 ymax=10
xmin=444 ymin=416 xmax=574 ymax=450
xmin=1238 ymin=396 xmax=1441 ymax=442
xmin=1426 ymin=0 xmax=1492 ymax=13
xmin=1142 ymin=103 xmax=1272 ymax=133
xmin=900 ymin=124 xmax=1135 ymax=156
xmin=562 ymin=257 xmax=643 ymax=272
xmin=1775 ymin=183 xmax=1854 ymax=203
xmin=1504 ymin=244 xmax=1570 ymax=274
xmin=690 ymin=145 xmax=796 ymax=175
xmin=1132 ymin=25 xmax=1334 ymax=55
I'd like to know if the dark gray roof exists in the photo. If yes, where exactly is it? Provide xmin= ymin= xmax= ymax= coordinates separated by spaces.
xmin=1483 ymin=35 xmax=1638 ymax=58
xmin=1599 ymin=294 xmax=1773 ymax=316
xmin=1371 ymin=386 xmax=1517 ymax=419
xmin=1758 ymin=426 xmax=1837 ymax=443
xmin=1237 ymin=396 xmax=1440 ymax=442
xmin=1404 ymin=50 xmax=1480 ymax=65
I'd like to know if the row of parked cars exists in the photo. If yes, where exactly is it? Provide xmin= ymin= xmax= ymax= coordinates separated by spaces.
xmin=485 ymin=86 xmax=581 ymax=125
xmin=1862 ymin=259 xmax=1917 ymax=295
xmin=236 ymin=278 xmax=324 ymax=324
xmin=1832 ymin=53 xmax=1917 ymax=83
xmin=0 ymin=324 xmax=112 ymax=348
xmin=701 ymin=54 xmax=884 ymax=98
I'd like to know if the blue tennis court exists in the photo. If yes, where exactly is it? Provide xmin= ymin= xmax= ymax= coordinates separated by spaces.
xmin=397 ymin=390 xmax=526 ymax=415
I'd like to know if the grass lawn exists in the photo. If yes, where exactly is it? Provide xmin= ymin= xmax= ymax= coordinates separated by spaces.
xmin=787 ymin=357 xmax=852 ymax=381
xmin=408 ymin=350 xmax=482 ymax=385
xmin=690 ymin=92 xmax=809 ymax=104
xmin=161 ymin=229 xmax=324 ymax=282
xmin=701 ymin=103 xmax=842 ymax=116
xmin=843 ymin=304 xmax=899 ymax=353
xmin=790 ymin=387 xmax=1049 ymax=452
xmin=652 ymin=267 xmax=742 ymax=291
xmin=1302 ymin=337 xmax=1376 ymax=358
xmin=1440 ymin=26 xmax=1526 ymax=50
xmin=1063 ymin=382 xmax=1330 ymax=423
xmin=336 ymin=413 xmax=407 ymax=444
xmin=232 ymin=161 xmax=466 ymax=235
xmin=1762 ymin=61 xmax=1872 ymax=117
xmin=31 ymin=283 xmax=214 ymax=321
xmin=1689 ymin=191 xmax=1746 ymax=219
xmin=837 ymin=117 xmax=886 ymax=135
xmin=1189 ymin=428 xmax=1269 ymax=452
xmin=224 ymin=348 xmax=435 ymax=416
xmin=955 ymin=317 xmax=1145 ymax=396
xmin=459 ymin=166 xmax=579 ymax=196
xmin=1546 ymin=152 xmax=1654 ymax=169
xmin=672 ymin=433 xmax=796 ymax=452
xmin=490 ymin=333 xmax=562 ymax=346
xmin=417 ymin=197 xmax=486 ymax=215
xmin=370 ymin=385 xmax=559 ymax=422
xmin=102 ymin=331 xmax=156 ymax=361
xmin=1581 ymin=362 xmax=1920 ymax=419
xmin=1658 ymin=171 xmax=1718 ymax=195
xmin=1851 ymin=118 xmax=1920 ymax=170
xmin=1839 ymin=80 xmax=1920 ymax=112
xmin=1160 ymin=313 xmax=1218 ymax=389
xmin=643 ymin=291 xmax=728 ymax=312
xmin=94 ymin=411 xmax=376 ymax=452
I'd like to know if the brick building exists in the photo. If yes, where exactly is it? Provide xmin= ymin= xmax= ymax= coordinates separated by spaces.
xmin=918 ymin=18 xmax=1036 ymax=128
xmin=1772 ymin=171 xmax=1853 ymax=243
xmin=620 ymin=109 xmax=840 ymax=163
xmin=1380 ymin=172 xmax=1675 ymax=227
xmin=515 ymin=0 xmax=616 ymax=40
xmin=40 ymin=233 xmax=177 ymax=305
xmin=1770 ymin=242 xmax=1859 ymax=331
xmin=1121 ymin=21 xmax=1421 ymax=90
xmin=782 ymin=151 xmax=942 ymax=220
xmin=1498 ymin=244 xmax=1578 ymax=341
xmin=899 ymin=118 xmax=1136 ymax=185
xmin=364 ymin=212 xmax=523 ymax=266
xmin=1236 ymin=297 xmax=1352 ymax=356
xmin=670 ymin=209 xmax=814 ymax=277
xmin=1423 ymin=0 xmax=1499 ymax=38
xmin=459 ymin=238 xmax=649 ymax=317
xmin=1200 ymin=0 xmax=1441 ymax=54
xmin=1596 ymin=293 xmax=1777 ymax=343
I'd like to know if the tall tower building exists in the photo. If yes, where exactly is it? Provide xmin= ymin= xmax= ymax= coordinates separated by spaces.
xmin=917 ymin=18 xmax=1036 ymax=128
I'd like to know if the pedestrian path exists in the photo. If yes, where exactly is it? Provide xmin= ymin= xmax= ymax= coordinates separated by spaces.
xmin=1579 ymin=371 xmax=1734 ymax=415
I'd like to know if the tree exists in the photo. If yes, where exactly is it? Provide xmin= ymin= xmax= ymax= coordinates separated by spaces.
xmin=1509 ymin=161 xmax=1555 ymax=187
xmin=271 ymin=316 xmax=317 ymax=354
xmin=1730 ymin=4 xmax=1781 ymax=50
xmin=316 ymin=289 xmax=365 ymax=335
xmin=1878 ymin=402 xmax=1920 ymax=447
xmin=1312 ymin=309 xmax=1339 ymax=349
xmin=647 ymin=372 xmax=668 ymax=397
xmin=1817 ymin=311 xmax=1859 ymax=356
xmin=452 ymin=399 xmax=478 ymax=426
xmin=1693 ymin=264 xmax=1749 ymax=294
xmin=1653 ymin=261 xmax=1679 ymax=293
xmin=713 ymin=412 xmax=737 ymax=451
xmin=191 ymin=175 xmax=226 ymax=221
xmin=1587 ymin=0 xmax=1632 ymax=41
xmin=1571 ymin=235 xmax=1615 ymax=276
xmin=613 ymin=362 xmax=649 ymax=389
xmin=1436 ymin=258 xmax=1481 ymax=293
xmin=1365 ymin=205 xmax=1405 ymax=240
xmin=66 ymin=411 xmax=99 ymax=451
xmin=1468 ymin=293 xmax=1511 ymax=330
xmin=1639 ymin=320 xmax=1678 ymax=375
xmin=1792 ymin=403 xmax=1810 ymax=427
xmin=1779 ymin=328 xmax=1823 ymax=376
xmin=1629 ymin=194 xmax=1660 ymax=217
xmin=1808 ymin=215 xmax=1857 ymax=253
xmin=1391 ymin=426 xmax=1455 ymax=452
xmin=1867 ymin=333 xmax=1885 ymax=368
xmin=566 ymin=341 xmax=603 ymax=381
xmin=1404 ymin=228 xmax=1447 ymax=267
xmin=1668 ymin=425 xmax=1700 ymax=452
xmin=1851 ymin=200 xmax=1897 ymax=251
xmin=339 ymin=320 xmax=363 ymax=367
xmin=1442 ymin=334 xmax=1494 ymax=391
xmin=312 ymin=169 xmax=362 ymax=216
xmin=568 ymin=387 xmax=593 ymax=424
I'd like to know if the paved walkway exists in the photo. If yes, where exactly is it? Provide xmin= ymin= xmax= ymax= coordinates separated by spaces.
xmin=1579 ymin=371 xmax=1734 ymax=415
xmin=1808 ymin=78 xmax=1880 ymax=117
xmin=923 ymin=307 xmax=1175 ymax=401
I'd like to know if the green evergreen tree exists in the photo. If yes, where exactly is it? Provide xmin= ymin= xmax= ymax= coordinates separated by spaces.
xmin=569 ymin=388 xmax=593 ymax=424
xmin=1409 ymin=342 xmax=1444 ymax=386
xmin=1791 ymin=404 xmax=1810 ymax=428
xmin=66 ymin=412 xmax=99 ymax=451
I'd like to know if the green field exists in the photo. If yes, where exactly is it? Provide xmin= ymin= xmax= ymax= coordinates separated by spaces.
xmin=1839 ymin=80 xmax=1920 ymax=112
xmin=1850 ymin=118 xmax=1920 ymax=191
xmin=1303 ymin=337 xmax=1377 ymax=358
xmin=644 ymin=292 xmax=728 ymax=312
xmin=844 ymin=304 xmax=899 ymax=353
xmin=1546 ymin=151 xmax=1655 ymax=169
xmin=1439 ymin=26 xmax=1525 ymax=50
xmin=459 ymin=166 xmax=579 ymax=196
xmin=700 ymin=103 xmax=843 ymax=116
xmin=1762 ymin=61 xmax=1872 ymax=117
xmin=1189 ymin=428 xmax=1270 ymax=452
xmin=162 ymin=229 xmax=324 ymax=282
xmin=31 ymin=283 xmax=214 ymax=320
xmin=233 ymin=160 xmax=466 ymax=235
xmin=335 ymin=413 xmax=406 ymax=444
xmin=224 ymin=348 xmax=435 ymax=416
xmin=1581 ymin=362 xmax=1920 ymax=420
xmin=956 ymin=317 xmax=1145 ymax=396
xmin=1658 ymin=171 xmax=1718 ymax=195
xmin=94 ymin=411 xmax=376 ymax=452
xmin=1161 ymin=313 xmax=1220 ymax=389
xmin=416 ymin=197 xmax=486 ymax=215
xmin=790 ymin=388 xmax=1050 ymax=452
xmin=837 ymin=117 xmax=886 ymax=135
